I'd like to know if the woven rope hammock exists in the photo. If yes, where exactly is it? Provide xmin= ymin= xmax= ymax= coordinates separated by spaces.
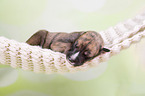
xmin=0 ymin=11 xmax=145 ymax=74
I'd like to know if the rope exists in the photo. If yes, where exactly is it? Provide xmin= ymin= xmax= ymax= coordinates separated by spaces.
xmin=0 ymin=11 xmax=145 ymax=74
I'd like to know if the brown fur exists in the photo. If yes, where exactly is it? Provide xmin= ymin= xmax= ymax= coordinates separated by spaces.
xmin=26 ymin=30 xmax=110 ymax=66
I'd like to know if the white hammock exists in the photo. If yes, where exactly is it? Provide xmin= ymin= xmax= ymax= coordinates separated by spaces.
xmin=0 ymin=11 xmax=145 ymax=74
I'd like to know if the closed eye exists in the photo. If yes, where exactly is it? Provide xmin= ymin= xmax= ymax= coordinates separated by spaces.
xmin=73 ymin=41 xmax=78 ymax=48
xmin=75 ymin=44 xmax=79 ymax=48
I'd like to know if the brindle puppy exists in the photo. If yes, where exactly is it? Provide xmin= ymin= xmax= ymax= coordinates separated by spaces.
xmin=26 ymin=30 xmax=110 ymax=66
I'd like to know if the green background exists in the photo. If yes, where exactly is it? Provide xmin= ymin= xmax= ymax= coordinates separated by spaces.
xmin=0 ymin=0 xmax=145 ymax=96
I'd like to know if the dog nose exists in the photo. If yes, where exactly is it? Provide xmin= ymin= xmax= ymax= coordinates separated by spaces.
xmin=66 ymin=51 xmax=84 ymax=66
xmin=68 ymin=56 xmax=75 ymax=62
xmin=67 ymin=56 xmax=84 ymax=66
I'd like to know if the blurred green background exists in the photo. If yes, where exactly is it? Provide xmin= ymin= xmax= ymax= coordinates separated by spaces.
xmin=0 ymin=0 xmax=145 ymax=96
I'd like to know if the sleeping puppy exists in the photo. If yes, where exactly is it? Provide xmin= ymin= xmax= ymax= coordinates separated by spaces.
xmin=26 ymin=30 xmax=110 ymax=66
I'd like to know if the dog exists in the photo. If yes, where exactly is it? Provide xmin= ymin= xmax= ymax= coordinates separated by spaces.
xmin=26 ymin=30 xmax=110 ymax=66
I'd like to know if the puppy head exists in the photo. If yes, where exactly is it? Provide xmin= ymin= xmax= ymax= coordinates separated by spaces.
xmin=66 ymin=31 xmax=110 ymax=66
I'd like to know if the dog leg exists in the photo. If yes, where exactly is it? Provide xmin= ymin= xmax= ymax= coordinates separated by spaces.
xmin=26 ymin=30 xmax=48 ymax=47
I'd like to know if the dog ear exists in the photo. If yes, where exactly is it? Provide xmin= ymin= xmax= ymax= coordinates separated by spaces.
xmin=98 ymin=47 xmax=110 ymax=55
xmin=102 ymin=48 xmax=110 ymax=52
